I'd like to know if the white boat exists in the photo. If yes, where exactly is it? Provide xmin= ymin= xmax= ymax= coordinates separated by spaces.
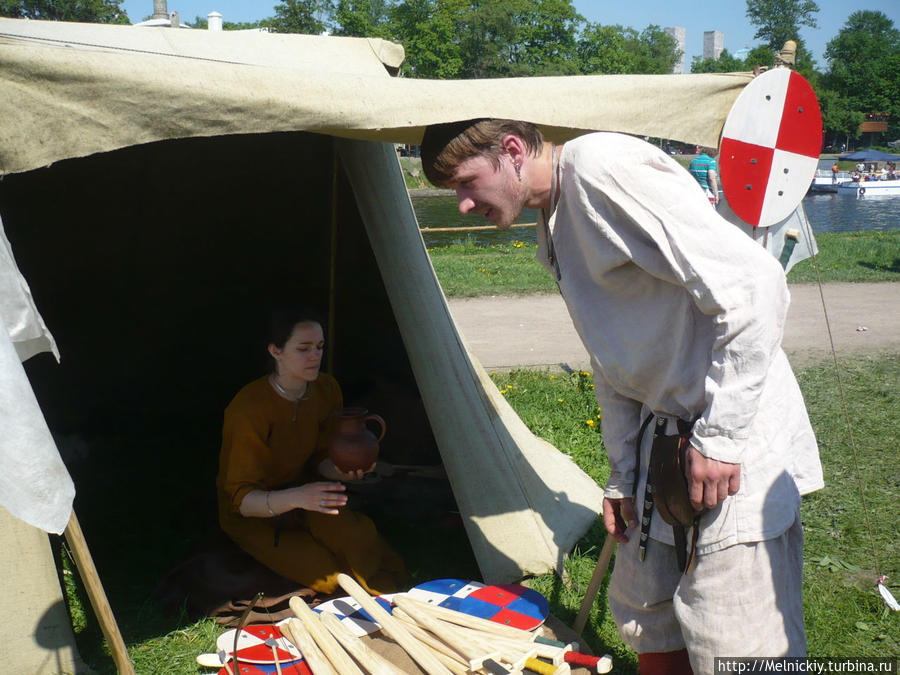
xmin=836 ymin=180 xmax=900 ymax=197
xmin=809 ymin=169 xmax=852 ymax=192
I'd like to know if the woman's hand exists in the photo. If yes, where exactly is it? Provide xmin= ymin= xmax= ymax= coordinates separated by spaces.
xmin=317 ymin=458 xmax=375 ymax=482
xmin=286 ymin=482 xmax=348 ymax=515
xmin=239 ymin=482 xmax=348 ymax=517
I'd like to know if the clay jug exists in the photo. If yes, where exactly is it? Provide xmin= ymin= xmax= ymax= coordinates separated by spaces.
xmin=327 ymin=407 xmax=386 ymax=473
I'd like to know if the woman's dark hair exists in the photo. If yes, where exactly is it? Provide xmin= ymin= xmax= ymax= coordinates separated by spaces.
xmin=266 ymin=305 xmax=324 ymax=352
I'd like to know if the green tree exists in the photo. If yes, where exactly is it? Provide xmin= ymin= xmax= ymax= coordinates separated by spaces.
xmin=504 ymin=0 xmax=583 ymax=76
xmin=743 ymin=44 xmax=775 ymax=70
xmin=333 ymin=0 xmax=393 ymax=37
xmin=690 ymin=48 xmax=746 ymax=73
xmin=452 ymin=0 xmax=517 ymax=78
xmin=391 ymin=0 xmax=583 ymax=79
xmin=578 ymin=23 xmax=680 ymax=74
xmin=629 ymin=25 xmax=680 ymax=73
xmin=389 ymin=0 xmax=464 ymax=78
xmin=745 ymin=0 xmax=819 ymax=51
xmin=270 ymin=0 xmax=332 ymax=34
xmin=817 ymin=89 xmax=864 ymax=148
xmin=187 ymin=15 xmax=273 ymax=30
xmin=0 ymin=0 xmax=129 ymax=23
xmin=577 ymin=23 xmax=632 ymax=74
xmin=823 ymin=10 xmax=900 ymax=137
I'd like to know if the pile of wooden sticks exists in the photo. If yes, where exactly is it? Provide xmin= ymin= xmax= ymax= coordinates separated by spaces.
xmin=276 ymin=573 xmax=611 ymax=675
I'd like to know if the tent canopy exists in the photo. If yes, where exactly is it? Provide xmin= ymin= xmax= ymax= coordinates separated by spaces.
xmin=0 ymin=18 xmax=753 ymax=177
xmin=0 ymin=18 xmax=757 ymax=583
xmin=840 ymin=148 xmax=900 ymax=161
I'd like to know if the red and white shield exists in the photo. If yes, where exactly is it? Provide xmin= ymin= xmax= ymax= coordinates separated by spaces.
xmin=719 ymin=68 xmax=822 ymax=227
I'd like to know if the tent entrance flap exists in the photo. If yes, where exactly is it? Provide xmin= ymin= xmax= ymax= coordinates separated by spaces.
xmin=339 ymin=139 xmax=605 ymax=582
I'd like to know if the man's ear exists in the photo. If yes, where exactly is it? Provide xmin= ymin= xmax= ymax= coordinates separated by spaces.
xmin=267 ymin=343 xmax=280 ymax=360
xmin=500 ymin=134 xmax=527 ymax=166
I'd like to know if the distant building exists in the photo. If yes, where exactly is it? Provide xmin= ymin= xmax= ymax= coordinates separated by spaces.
xmin=734 ymin=47 xmax=750 ymax=62
xmin=703 ymin=30 xmax=724 ymax=60
xmin=665 ymin=26 xmax=686 ymax=74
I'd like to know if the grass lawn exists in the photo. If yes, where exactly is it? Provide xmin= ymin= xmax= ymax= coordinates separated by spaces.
xmin=492 ymin=356 xmax=900 ymax=669
xmin=63 ymin=356 xmax=898 ymax=672
xmin=427 ymin=230 xmax=900 ymax=297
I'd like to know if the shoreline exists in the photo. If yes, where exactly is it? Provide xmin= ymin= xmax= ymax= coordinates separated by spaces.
xmin=408 ymin=187 xmax=453 ymax=197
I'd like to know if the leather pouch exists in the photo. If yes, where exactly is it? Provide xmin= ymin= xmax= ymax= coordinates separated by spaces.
xmin=648 ymin=432 xmax=698 ymax=529
xmin=646 ymin=420 xmax=706 ymax=572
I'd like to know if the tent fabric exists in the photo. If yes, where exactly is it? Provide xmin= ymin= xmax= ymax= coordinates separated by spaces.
xmin=0 ymin=214 xmax=71 ymax=535
xmin=0 ymin=217 xmax=58 ymax=362
xmin=839 ymin=149 xmax=900 ymax=162
xmin=0 ymin=18 xmax=755 ymax=579
xmin=0 ymin=507 xmax=88 ymax=673
xmin=0 ymin=308 xmax=73 ymax=535
xmin=0 ymin=18 xmax=752 ymax=177
xmin=339 ymin=139 xmax=605 ymax=580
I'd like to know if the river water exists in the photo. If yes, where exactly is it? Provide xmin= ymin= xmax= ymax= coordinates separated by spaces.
xmin=413 ymin=191 xmax=899 ymax=248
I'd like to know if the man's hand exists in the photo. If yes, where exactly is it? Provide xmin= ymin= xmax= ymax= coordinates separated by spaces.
xmin=602 ymin=497 xmax=637 ymax=544
xmin=684 ymin=446 xmax=740 ymax=510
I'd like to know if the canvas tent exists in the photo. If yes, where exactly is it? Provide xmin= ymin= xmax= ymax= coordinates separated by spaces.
xmin=0 ymin=18 xmax=755 ymax=672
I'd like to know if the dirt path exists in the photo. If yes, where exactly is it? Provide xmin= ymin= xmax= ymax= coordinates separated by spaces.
xmin=447 ymin=282 xmax=900 ymax=372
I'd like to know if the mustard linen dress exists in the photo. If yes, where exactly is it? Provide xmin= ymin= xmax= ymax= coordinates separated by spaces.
xmin=216 ymin=374 xmax=404 ymax=594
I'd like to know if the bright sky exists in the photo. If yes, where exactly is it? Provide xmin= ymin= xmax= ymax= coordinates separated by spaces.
xmin=119 ymin=0 xmax=900 ymax=70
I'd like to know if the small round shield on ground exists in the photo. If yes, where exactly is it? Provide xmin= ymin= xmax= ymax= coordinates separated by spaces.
xmin=215 ymin=624 xmax=303 ymax=664
xmin=407 ymin=578 xmax=549 ymax=631
xmin=719 ymin=68 xmax=822 ymax=227
xmin=217 ymin=662 xmax=311 ymax=675
xmin=310 ymin=594 xmax=395 ymax=637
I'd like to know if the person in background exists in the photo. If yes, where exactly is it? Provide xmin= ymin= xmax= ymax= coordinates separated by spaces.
xmin=216 ymin=306 xmax=405 ymax=597
xmin=688 ymin=146 xmax=719 ymax=206
xmin=420 ymin=119 xmax=823 ymax=674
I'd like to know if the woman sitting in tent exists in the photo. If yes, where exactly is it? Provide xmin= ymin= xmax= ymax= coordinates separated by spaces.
xmin=216 ymin=306 xmax=405 ymax=596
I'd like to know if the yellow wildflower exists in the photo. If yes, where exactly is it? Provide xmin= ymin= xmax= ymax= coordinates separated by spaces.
xmin=585 ymin=419 xmax=596 ymax=427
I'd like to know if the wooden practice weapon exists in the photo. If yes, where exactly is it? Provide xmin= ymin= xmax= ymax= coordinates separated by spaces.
xmin=64 ymin=511 xmax=136 ymax=674
xmin=573 ymin=535 xmax=617 ymax=636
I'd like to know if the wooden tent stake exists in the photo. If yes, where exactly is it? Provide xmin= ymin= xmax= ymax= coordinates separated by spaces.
xmin=573 ymin=535 xmax=617 ymax=636
xmin=64 ymin=511 xmax=135 ymax=675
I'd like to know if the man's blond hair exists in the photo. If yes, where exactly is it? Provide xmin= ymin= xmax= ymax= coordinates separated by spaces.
xmin=420 ymin=119 xmax=544 ymax=187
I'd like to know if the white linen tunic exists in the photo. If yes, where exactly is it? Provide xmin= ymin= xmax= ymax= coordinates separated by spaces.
xmin=536 ymin=133 xmax=823 ymax=553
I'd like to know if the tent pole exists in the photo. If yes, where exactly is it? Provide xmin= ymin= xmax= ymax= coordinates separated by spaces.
xmin=326 ymin=144 xmax=339 ymax=374
xmin=572 ymin=535 xmax=616 ymax=636
xmin=64 ymin=512 xmax=136 ymax=675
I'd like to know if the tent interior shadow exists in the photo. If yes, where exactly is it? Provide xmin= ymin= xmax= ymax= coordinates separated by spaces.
xmin=1 ymin=130 xmax=481 ymax=659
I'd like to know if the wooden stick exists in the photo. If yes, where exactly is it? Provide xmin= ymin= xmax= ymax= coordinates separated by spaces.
xmin=395 ymin=594 xmax=541 ymax=641
xmin=393 ymin=595 xmax=502 ymax=672
xmin=336 ymin=573 xmax=452 ymax=675
xmin=445 ymin=626 xmax=541 ymax=668
xmin=289 ymin=596 xmax=365 ymax=675
xmin=267 ymin=639 xmax=283 ymax=675
xmin=281 ymin=618 xmax=337 ymax=675
xmin=318 ymin=610 xmax=406 ymax=675
xmin=390 ymin=608 xmax=476 ymax=673
xmin=64 ymin=512 xmax=136 ymax=675
xmin=573 ymin=535 xmax=617 ymax=636
xmin=474 ymin=631 xmax=575 ymax=665
xmin=395 ymin=608 xmax=536 ymax=672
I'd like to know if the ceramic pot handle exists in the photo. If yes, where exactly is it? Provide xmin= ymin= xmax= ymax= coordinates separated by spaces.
xmin=364 ymin=414 xmax=386 ymax=442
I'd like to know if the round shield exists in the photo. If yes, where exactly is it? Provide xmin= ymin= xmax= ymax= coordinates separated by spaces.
xmin=407 ymin=578 xmax=549 ymax=630
xmin=719 ymin=68 xmax=822 ymax=227
xmin=216 ymin=624 xmax=302 ymax=664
